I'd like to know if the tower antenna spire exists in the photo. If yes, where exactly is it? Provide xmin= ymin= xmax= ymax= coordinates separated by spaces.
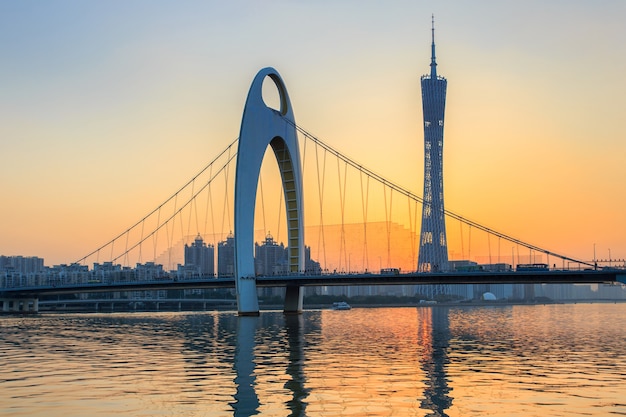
xmin=430 ymin=14 xmax=437 ymax=78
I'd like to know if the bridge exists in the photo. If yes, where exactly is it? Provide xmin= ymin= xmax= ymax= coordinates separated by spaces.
xmin=5 ymin=270 xmax=624 ymax=296
xmin=2 ymin=68 xmax=625 ymax=314
xmin=3 ymin=270 xmax=625 ymax=313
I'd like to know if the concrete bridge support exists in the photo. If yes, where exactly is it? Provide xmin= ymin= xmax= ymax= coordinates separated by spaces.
xmin=283 ymin=285 xmax=304 ymax=314
xmin=234 ymin=67 xmax=305 ymax=316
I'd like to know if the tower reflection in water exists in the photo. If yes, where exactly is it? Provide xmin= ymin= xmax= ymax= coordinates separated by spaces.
xmin=417 ymin=307 xmax=453 ymax=416
xmin=232 ymin=316 xmax=260 ymax=416
xmin=284 ymin=314 xmax=309 ymax=416
xmin=231 ymin=308 xmax=453 ymax=416
xmin=231 ymin=313 xmax=311 ymax=416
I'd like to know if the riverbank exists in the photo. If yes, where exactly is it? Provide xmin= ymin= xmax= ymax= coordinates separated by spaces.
xmin=20 ymin=298 xmax=625 ymax=315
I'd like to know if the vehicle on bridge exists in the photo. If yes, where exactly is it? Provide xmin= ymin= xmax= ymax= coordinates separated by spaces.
xmin=516 ymin=263 xmax=550 ymax=272
xmin=380 ymin=268 xmax=400 ymax=275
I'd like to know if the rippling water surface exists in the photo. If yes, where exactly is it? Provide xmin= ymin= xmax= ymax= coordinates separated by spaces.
xmin=1 ymin=304 xmax=625 ymax=416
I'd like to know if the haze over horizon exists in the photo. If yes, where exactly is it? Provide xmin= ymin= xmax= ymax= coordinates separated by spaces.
xmin=1 ymin=1 xmax=625 ymax=267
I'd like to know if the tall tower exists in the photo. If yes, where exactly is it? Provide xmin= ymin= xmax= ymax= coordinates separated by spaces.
xmin=418 ymin=16 xmax=449 ymax=273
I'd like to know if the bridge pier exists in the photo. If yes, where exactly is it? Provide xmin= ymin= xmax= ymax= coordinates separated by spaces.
xmin=283 ymin=285 xmax=303 ymax=314
xmin=1 ymin=297 xmax=38 ymax=314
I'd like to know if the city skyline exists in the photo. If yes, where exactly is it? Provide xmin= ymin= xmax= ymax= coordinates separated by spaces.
xmin=1 ymin=1 xmax=625 ymax=265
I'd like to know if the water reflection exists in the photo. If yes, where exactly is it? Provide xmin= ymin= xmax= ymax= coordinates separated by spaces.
xmin=417 ymin=307 xmax=453 ymax=416
xmin=229 ymin=313 xmax=311 ymax=416
xmin=232 ymin=317 xmax=260 ymax=416
xmin=284 ymin=314 xmax=309 ymax=416
xmin=1 ymin=305 xmax=625 ymax=416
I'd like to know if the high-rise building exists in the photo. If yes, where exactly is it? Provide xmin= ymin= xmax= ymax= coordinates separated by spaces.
xmin=254 ymin=233 xmax=288 ymax=298
xmin=418 ymin=16 xmax=449 ymax=274
xmin=184 ymin=234 xmax=214 ymax=277
xmin=0 ymin=255 xmax=44 ymax=274
xmin=254 ymin=233 xmax=288 ymax=276
xmin=304 ymin=246 xmax=322 ymax=275
xmin=217 ymin=232 xmax=235 ymax=277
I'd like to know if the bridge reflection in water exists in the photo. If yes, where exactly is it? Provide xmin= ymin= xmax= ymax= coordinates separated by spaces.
xmin=2 ymin=306 xmax=625 ymax=415
xmin=231 ymin=309 xmax=454 ymax=416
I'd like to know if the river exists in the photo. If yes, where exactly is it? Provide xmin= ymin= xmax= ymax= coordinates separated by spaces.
xmin=1 ymin=303 xmax=625 ymax=416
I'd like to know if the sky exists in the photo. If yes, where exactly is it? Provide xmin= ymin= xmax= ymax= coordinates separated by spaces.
xmin=1 ymin=0 xmax=625 ymax=267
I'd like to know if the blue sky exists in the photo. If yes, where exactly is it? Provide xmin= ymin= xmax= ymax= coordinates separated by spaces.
xmin=1 ymin=1 xmax=625 ymax=265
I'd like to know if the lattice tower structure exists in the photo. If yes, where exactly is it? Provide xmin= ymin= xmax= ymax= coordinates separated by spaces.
xmin=417 ymin=17 xmax=449 ymax=275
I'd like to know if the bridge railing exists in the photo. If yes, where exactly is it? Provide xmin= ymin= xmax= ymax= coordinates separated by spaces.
xmin=3 ymin=263 xmax=624 ymax=292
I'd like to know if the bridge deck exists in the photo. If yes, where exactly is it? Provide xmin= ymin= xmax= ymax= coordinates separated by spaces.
xmin=2 ymin=270 xmax=624 ymax=297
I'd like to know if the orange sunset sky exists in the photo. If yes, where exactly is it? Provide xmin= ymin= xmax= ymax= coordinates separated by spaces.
xmin=1 ymin=1 xmax=625 ymax=267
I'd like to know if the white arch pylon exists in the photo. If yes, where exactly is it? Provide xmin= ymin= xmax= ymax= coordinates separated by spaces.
xmin=234 ymin=67 xmax=305 ymax=316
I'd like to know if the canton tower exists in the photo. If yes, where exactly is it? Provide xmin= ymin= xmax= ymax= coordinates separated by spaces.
xmin=417 ymin=16 xmax=449 ymax=273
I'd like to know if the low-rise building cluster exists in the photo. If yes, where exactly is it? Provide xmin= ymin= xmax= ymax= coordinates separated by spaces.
xmin=1 ymin=243 xmax=625 ymax=303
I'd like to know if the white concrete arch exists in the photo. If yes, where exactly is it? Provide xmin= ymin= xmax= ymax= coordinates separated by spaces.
xmin=234 ymin=67 xmax=304 ymax=315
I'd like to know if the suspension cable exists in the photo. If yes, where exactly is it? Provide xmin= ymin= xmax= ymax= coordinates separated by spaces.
xmin=288 ymin=119 xmax=593 ymax=268
xmin=75 ymin=138 xmax=239 ymax=265
xmin=360 ymin=170 xmax=369 ymax=272
xmin=337 ymin=158 xmax=348 ymax=271
xmin=110 ymin=152 xmax=237 ymax=264
xmin=315 ymin=143 xmax=328 ymax=270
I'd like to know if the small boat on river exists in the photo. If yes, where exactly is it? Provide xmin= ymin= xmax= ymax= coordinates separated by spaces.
xmin=332 ymin=301 xmax=351 ymax=310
